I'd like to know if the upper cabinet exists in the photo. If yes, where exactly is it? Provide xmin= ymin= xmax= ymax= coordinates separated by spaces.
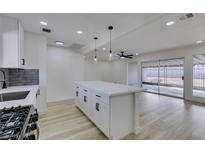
xmin=0 ymin=16 xmax=25 ymax=68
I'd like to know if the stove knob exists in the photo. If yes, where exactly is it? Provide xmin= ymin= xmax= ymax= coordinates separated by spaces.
xmin=30 ymin=123 xmax=37 ymax=131
xmin=29 ymin=113 xmax=38 ymax=123
xmin=23 ymin=137 xmax=28 ymax=140
xmin=34 ymin=113 xmax=39 ymax=119
xmin=28 ymin=134 xmax=36 ymax=140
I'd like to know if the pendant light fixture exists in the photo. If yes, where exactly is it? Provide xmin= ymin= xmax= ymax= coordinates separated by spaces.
xmin=94 ymin=37 xmax=98 ymax=62
xmin=108 ymin=26 xmax=113 ymax=57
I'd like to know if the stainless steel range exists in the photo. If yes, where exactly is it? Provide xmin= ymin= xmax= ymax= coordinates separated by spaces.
xmin=0 ymin=105 xmax=39 ymax=140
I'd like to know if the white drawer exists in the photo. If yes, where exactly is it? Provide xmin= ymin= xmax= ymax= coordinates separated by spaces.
xmin=93 ymin=91 xmax=109 ymax=104
xmin=81 ymin=87 xmax=89 ymax=94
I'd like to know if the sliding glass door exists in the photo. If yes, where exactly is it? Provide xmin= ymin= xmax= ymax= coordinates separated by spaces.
xmin=142 ymin=61 xmax=159 ymax=94
xmin=193 ymin=54 xmax=205 ymax=98
xmin=159 ymin=59 xmax=184 ymax=97
xmin=142 ymin=58 xmax=184 ymax=98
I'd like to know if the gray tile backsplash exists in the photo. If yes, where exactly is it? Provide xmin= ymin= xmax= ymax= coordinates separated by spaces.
xmin=0 ymin=68 xmax=39 ymax=88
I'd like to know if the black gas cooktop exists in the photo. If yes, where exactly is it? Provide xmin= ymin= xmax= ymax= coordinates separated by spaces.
xmin=0 ymin=105 xmax=39 ymax=140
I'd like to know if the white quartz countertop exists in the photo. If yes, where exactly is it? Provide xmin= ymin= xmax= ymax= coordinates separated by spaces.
xmin=74 ymin=81 xmax=145 ymax=96
xmin=0 ymin=85 xmax=39 ymax=109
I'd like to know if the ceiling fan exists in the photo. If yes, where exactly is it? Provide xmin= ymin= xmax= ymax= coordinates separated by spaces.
xmin=117 ymin=51 xmax=134 ymax=59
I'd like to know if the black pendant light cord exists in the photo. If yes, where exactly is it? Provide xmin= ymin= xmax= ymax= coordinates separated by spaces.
xmin=94 ymin=37 xmax=98 ymax=59
xmin=109 ymin=30 xmax=112 ymax=54
xmin=108 ymin=26 xmax=113 ymax=55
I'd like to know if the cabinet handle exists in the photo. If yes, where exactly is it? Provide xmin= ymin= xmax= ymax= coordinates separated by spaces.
xmin=21 ymin=59 xmax=25 ymax=65
xmin=96 ymin=103 xmax=100 ymax=111
xmin=76 ymin=91 xmax=78 ymax=96
xmin=84 ymin=89 xmax=87 ymax=92
xmin=96 ymin=95 xmax=101 ymax=98
xmin=84 ymin=96 xmax=87 ymax=102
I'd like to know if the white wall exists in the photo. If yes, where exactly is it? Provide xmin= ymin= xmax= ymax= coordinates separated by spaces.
xmin=24 ymin=32 xmax=40 ymax=69
xmin=128 ymin=62 xmax=138 ymax=86
xmin=84 ymin=60 xmax=112 ymax=82
xmin=128 ymin=44 xmax=205 ymax=103
xmin=84 ymin=60 xmax=128 ymax=85
xmin=47 ymin=46 xmax=84 ymax=102
xmin=24 ymin=31 xmax=47 ymax=114
xmin=111 ymin=60 xmax=128 ymax=84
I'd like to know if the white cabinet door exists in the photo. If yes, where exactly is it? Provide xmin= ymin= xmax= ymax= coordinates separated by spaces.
xmin=90 ymin=98 xmax=109 ymax=136
xmin=76 ymin=90 xmax=88 ymax=115
xmin=78 ymin=92 xmax=84 ymax=110
xmin=18 ymin=21 xmax=25 ymax=68
xmin=75 ymin=89 xmax=80 ymax=107
xmin=0 ymin=16 xmax=24 ymax=68
xmin=90 ymin=99 xmax=100 ymax=125
xmin=0 ymin=16 xmax=19 ymax=68
xmin=81 ymin=92 xmax=89 ymax=115
xmin=98 ymin=101 xmax=109 ymax=136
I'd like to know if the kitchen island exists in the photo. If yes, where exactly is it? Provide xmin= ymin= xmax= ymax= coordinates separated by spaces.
xmin=74 ymin=81 xmax=145 ymax=139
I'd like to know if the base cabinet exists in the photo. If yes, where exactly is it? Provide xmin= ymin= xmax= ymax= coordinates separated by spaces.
xmin=75 ymin=84 xmax=135 ymax=139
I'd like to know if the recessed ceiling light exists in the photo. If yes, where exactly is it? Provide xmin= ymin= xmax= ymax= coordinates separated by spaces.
xmin=40 ymin=21 xmax=47 ymax=26
xmin=135 ymin=53 xmax=139 ymax=55
xmin=55 ymin=41 xmax=64 ymax=45
xmin=196 ymin=40 xmax=203 ymax=44
xmin=76 ymin=31 xmax=83 ymax=34
xmin=102 ymin=48 xmax=106 ymax=50
xmin=166 ymin=21 xmax=175 ymax=26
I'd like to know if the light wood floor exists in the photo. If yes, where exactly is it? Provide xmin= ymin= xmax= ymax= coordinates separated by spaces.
xmin=39 ymin=92 xmax=205 ymax=140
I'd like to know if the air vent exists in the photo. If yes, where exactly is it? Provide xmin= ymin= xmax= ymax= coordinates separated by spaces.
xmin=42 ymin=28 xmax=51 ymax=33
xmin=179 ymin=13 xmax=194 ymax=21
xmin=68 ymin=43 xmax=85 ymax=50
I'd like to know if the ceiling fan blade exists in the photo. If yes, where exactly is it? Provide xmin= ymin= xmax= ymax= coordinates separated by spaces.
xmin=124 ymin=55 xmax=133 ymax=58
xmin=123 ymin=55 xmax=133 ymax=58
xmin=126 ymin=56 xmax=133 ymax=59
xmin=126 ymin=54 xmax=134 ymax=57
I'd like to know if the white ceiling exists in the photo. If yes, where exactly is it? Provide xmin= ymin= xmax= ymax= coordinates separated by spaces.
xmin=2 ymin=13 xmax=161 ymax=50
xmin=2 ymin=13 xmax=205 ymax=61
xmin=86 ymin=13 xmax=205 ymax=60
